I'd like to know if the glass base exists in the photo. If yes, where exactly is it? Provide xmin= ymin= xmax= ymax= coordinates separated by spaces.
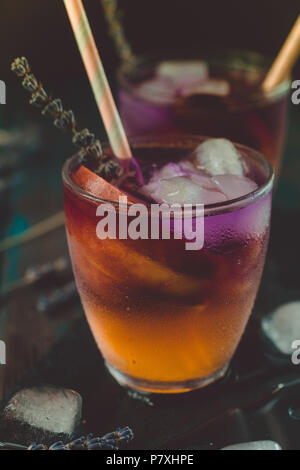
xmin=106 ymin=363 xmax=229 ymax=394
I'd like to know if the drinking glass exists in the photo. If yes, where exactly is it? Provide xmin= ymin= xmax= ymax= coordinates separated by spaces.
xmin=118 ymin=51 xmax=290 ymax=171
xmin=63 ymin=134 xmax=274 ymax=393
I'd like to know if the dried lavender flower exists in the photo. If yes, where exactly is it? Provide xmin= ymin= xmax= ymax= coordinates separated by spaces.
xmin=11 ymin=57 xmax=30 ymax=77
xmin=42 ymin=98 xmax=63 ymax=117
xmin=54 ymin=110 xmax=76 ymax=133
xmin=73 ymin=128 xmax=96 ymax=148
xmin=22 ymin=73 xmax=39 ymax=92
xmin=98 ymin=158 xmax=122 ymax=180
xmin=84 ymin=141 xmax=103 ymax=162
xmin=30 ymin=87 xmax=49 ymax=107
xmin=26 ymin=427 xmax=134 ymax=451
xmin=101 ymin=0 xmax=137 ymax=70
xmin=11 ymin=57 xmax=122 ymax=180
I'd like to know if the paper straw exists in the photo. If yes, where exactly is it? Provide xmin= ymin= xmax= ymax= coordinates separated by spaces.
xmin=263 ymin=15 xmax=300 ymax=92
xmin=63 ymin=0 xmax=132 ymax=161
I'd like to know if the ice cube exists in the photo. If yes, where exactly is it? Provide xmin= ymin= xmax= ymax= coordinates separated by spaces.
xmin=152 ymin=176 xmax=227 ymax=205
xmin=137 ymin=76 xmax=177 ymax=104
xmin=157 ymin=162 xmax=186 ymax=180
xmin=179 ymin=160 xmax=197 ymax=173
xmin=194 ymin=138 xmax=245 ymax=176
xmin=0 ymin=386 xmax=82 ymax=446
xmin=142 ymin=163 xmax=185 ymax=196
xmin=180 ymin=160 xmax=225 ymax=192
xmin=157 ymin=60 xmax=208 ymax=81
xmin=212 ymin=174 xmax=258 ymax=199
xmin=180 ymin=78 xmax=230 ymax=98
xmin=262 ymin=301 xmax=300 ymax=355
xmin=222 ymin=441 xmax=282 ymax=451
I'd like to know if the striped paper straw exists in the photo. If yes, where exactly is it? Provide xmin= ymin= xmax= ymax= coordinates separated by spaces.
xmin=263 ymin=15 xmax=300 ymax=92
xmin=63 ymin=0 xmax=132 ymax=161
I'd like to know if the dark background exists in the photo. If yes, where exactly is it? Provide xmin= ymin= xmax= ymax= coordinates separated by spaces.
xmin=0 ymin=0 xmax=299 ymax=153
xmin=1 ymin=0 xmax=300 ymax=87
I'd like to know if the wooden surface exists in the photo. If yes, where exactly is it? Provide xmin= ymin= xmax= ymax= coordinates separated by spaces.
xmin=0 ymin=102 xmax=300 ymax=449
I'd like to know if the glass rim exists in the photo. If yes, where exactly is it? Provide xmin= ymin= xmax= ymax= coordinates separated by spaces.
xmin=62 ymin=134 xmax=274 ymax=218
xmin=117 ymin=49 xmax=291 ymax=107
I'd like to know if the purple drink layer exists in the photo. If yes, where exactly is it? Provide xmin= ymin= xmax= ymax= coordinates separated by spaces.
xmin=118 ymin=137 xmax=272 ymax=248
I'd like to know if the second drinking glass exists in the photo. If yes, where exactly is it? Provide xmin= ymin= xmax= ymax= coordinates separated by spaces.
xmin=118 ymin=51 xmax=290 ymax=171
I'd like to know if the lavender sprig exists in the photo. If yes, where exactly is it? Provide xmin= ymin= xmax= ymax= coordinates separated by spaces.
xmin=0 ymin=427 xmax=134 ymax=451
xmin=11 ymin=57 xmax=122 ymax=180
xmin=101 ymin=0 xmax=137 ymax=71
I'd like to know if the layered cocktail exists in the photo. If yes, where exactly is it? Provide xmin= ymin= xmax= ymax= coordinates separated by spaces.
xmin=118 ymin=52 xmax=290 ymax=170
xmin=63 ymin=135 xmax=273 ymax=393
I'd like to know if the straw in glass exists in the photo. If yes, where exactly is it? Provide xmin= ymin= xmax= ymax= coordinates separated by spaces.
xmin=63 ymin=0 xmax=132 ymax=162
xmin=263 ymin=15 xmax=300 ymax=92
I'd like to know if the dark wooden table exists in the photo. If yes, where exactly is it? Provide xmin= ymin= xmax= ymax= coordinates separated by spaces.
xmin=0 ymin=96 xmax=300 ymax=450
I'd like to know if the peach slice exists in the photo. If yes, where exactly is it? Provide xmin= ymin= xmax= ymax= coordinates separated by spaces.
xmin=71 ymin=164 xmax=131 ymax=202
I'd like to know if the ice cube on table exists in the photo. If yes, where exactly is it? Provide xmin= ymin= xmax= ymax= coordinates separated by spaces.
xmin=152 ymin=176 xmax=227 ymax=205
xmin=222 ymin=441 xmax=282 ymax=451
xmin=180 ymin=78 xmax=230 ymax=98
xmin=262 ymin=301 xmax=300 ymax=355
xmin=0 ymin=385 xmax=82 ymax=446
xmin=157 ymin=60 xmax=208 ymax=81
xmin=137 ymin=76 xmax=177 ymax=104
xmin=194 ymin=138 xmax=245 ymax=176
xmin=212 ymin=174 xmax=258 ymax=199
